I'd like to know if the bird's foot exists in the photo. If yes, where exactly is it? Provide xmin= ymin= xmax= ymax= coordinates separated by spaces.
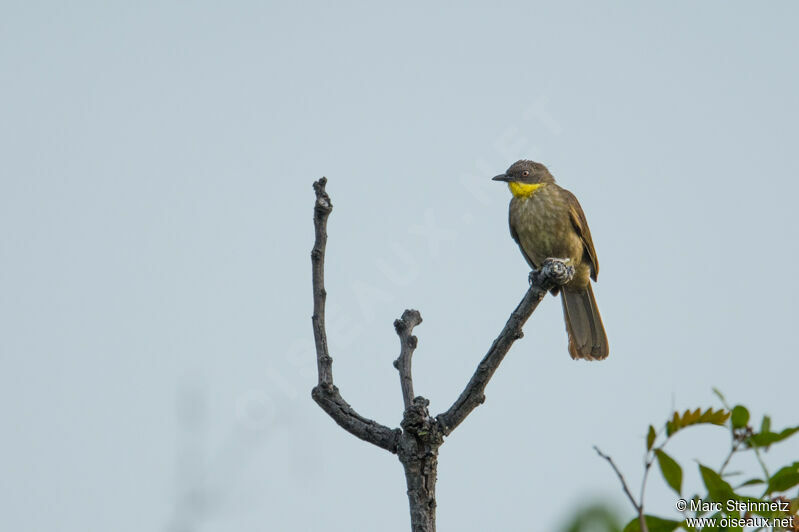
xmin=529 ymin=258 xmax=574 ymax=290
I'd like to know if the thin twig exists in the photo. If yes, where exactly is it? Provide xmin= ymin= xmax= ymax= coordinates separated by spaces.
xmin=718 ymin=439 xmax=742 ymax=476
xmin=596 ymin=446 xmax=649 ymax=532
xmin=640 ymin=435 xmax=670 ymax=519
xmin=594 ymin=446 xmax=641 ymax=513
xmin=595 ymin=446 xmax=649 ymax=532
xmin=393 ymin=309 xmax=423 ymax=410
xmin=640 ymin=457 xmax=654 ymax=512
xmin=752 ymin=446 xmax=771 ymax=495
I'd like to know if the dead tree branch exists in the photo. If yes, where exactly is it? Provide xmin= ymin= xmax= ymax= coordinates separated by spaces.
xmin=310 ymin=177 xmax=401 ymax=453
xmin=436 ymin=261 xmax=573 ymax=435
xmin=309 ymin=177 xmax=573 ymax=531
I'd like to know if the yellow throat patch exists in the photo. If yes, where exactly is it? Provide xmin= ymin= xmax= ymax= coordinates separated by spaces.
xmin=508 ymin=182 xmax=546 ymax=198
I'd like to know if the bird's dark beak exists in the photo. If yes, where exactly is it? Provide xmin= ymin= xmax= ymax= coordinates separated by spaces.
xmin=492 ymin=174 xmax=511 ymax=182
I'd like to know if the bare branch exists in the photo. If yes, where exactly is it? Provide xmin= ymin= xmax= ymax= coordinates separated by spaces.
xmin=393 ymin=309 xmax=423 ymax=409
xmin=310 ymin=177 xmax=400 ymax=453
xmin=594 ymin=446 xmax=641 ymax=512
xmin=311 ymin=178 xmax=333 ymax=386
xmin=595 ymin=446 xmax=648 ymax=532
xmin=312 ymin=384 xmax=401 ymax=453
xmin=436 ymin=258 xmax=574 ymax=435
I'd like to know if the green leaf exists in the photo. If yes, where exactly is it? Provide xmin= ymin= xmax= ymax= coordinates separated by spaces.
xmin=621 ymin=515 xmax=681 ymax=532
xmin=655 ymin=449 xmax=682 ymax=495
xmin=647 ymin=425 xmax=656 ymax=451
xmin=699 ymin=464 xmax=736 ymax=502
xmin=665 ymin=407 xmax=730 ymax=437
xmin=736 ymin=477 xmax=765 ymax=488
xmin=731 ymin=405 xmax=750 ymax=429
xmin=767 ymin=462 xmax=799 ymax=493
xmin=747 ymin=425 xmax=799 ymax=448
xmin=760 ymin=415 xmax=771 ymax=434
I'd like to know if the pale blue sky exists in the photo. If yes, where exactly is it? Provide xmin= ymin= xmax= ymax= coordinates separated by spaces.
xmin=1 ymin=2 xmax=798 ymax=531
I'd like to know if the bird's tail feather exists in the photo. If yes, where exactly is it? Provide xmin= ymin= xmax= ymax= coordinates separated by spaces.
xmin=560 ymin=285 xmax=609 ymax=361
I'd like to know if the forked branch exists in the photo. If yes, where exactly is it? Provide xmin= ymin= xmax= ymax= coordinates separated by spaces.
xmin=309 ymin=177 xmax=574 ymax=531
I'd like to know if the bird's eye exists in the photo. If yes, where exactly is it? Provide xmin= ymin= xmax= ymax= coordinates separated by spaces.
xmin=522 ymin=170 xmax=529 ymax=177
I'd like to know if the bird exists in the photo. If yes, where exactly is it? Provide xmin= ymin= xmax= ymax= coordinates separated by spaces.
xmin=493 ymin=160 xmax=609 ymax=360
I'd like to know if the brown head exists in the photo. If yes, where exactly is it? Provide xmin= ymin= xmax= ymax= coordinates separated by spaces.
xmin=492 ymin=160 xmax=556 ymax=198
xmin=492 ymin=160 xmax=555 ymax=185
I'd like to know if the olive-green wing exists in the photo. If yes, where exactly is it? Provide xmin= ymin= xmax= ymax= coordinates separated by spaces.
xmin=563 ymin=189 xmax=599 ymax=281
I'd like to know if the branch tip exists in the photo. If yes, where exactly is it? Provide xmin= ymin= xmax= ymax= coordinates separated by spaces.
xmin=313 ymin=177 xmax=332 ymax=213
xmin=395 ymin=309 xmax=423 ymax=409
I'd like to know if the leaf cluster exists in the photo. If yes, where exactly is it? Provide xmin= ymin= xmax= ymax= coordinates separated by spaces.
xmin=605 ymin=390 xmax=799 ymax=532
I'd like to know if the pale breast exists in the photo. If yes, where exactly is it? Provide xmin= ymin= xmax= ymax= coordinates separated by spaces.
xmin=509 ymin=186 xmax=584 ymax=267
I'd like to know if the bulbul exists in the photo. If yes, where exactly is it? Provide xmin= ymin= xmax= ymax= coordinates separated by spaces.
xmin=493 ymin=160 xmax=609 ymax=361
